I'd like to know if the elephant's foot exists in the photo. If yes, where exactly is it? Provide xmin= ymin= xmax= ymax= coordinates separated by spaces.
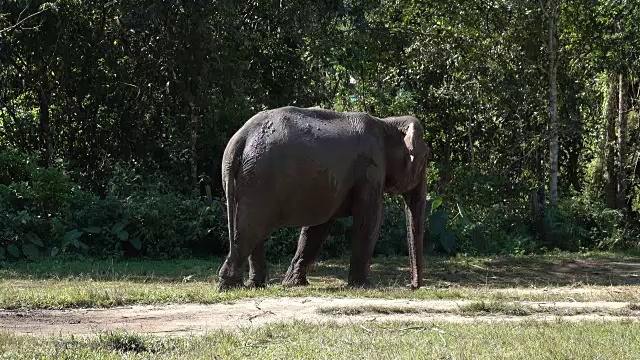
xmin=217 ymin=279 xmax=244 ymax=291
xmin=245 ymin=275 xmax=267 ymax=289
xmin=217 ymin=272 xmax=244 ymax=291
xmin=244 ymin=280 xmax=266 ymax=288
xmin=281 ymin=271 xmax=310 ymax=287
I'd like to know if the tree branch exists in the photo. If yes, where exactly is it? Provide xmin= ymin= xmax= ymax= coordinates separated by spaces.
xmin=0 ymin=6 xmax=48 ymax=35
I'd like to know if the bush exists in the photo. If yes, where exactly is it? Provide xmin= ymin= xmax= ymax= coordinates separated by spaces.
xmin=122 ymin=187 xmax=225 ymax=258
xmin=376 ymin=196 xmax=410 ymax=256
xmin=0 ymin=150 xmax=227 ymax=261
xmin=0 ymin=147 xmax=35 ymax=185
xmin=0 ymin=147 xmax=636 ymax=262
xmin=0 ymin=150 xmax=75 ymax=260
xmin=545 ymin=197 xmax=626 ymax=251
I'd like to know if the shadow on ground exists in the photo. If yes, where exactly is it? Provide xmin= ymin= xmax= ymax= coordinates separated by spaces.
xmin=307 ymin=254 xmax=640 ymax=288
xmin=2 ymin=253 xmax=640 ymax=288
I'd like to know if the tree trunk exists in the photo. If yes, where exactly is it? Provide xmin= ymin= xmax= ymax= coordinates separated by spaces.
xmin=189 ymin=100 xmax=200 ymax=188
xmin=548 ymin=5 xmax=559 ymax=208
xmin=467 ymin=117 xmax=474 ymax=166
xmin=605 ymin=73 xmax=619 ymax=209
xmin=38 ymin=89 xmax=53 ymax=167
xmin=532 ymin=141 xmax=546 ymax=239
xmin=616 ymin=74 xmax=628 ymax=210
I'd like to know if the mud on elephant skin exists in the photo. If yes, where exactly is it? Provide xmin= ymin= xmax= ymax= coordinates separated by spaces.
xmin=218 ymin=106 xmax=431 ymax=290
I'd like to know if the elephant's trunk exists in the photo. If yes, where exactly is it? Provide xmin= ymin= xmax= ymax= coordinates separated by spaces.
xmin=402 ymin=164 xmax=427 ymax=290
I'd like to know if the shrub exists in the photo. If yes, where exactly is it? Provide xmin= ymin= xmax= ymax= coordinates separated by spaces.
xmin=0 ymin=147 xmax=35 ymax=185
xmin=0 ymin=150 xmax=227 ymax=261
xmin=544 ymin=197 xmax=626 ymax=251
xmin=0 ymin=150 xmax=74 ymax=260
xmin=122 ymin=188 xmax=224 ymax=258
xmin=376 ymin=196 xmax=409 ymax=256
xmin=0 ymin=146 xmax=636 ymax=262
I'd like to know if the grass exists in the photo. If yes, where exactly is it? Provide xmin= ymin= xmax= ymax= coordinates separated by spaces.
xmin=455 ymin=300 xmax=640 ymax=317
xmin=318 ymin=300 xmax=640 ymax=317
xmin=1 ymin=251 xmax=640 ymax=309
xmin=317 ymin=304 xmax=443 ymax=316
xmin=1 ymin=320 xmax=640 ymax=359
xmin=458 ymin=301 xmax=535 ymax=316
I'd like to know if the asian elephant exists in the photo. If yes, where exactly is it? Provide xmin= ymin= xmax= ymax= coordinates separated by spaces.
xmin=218 ymin=106 xmax=430 ymax=290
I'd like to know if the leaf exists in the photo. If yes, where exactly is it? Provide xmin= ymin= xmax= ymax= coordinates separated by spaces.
xmin=440 ymin=232 xmax=457 ymax=254
xmin=22 ymin=243 xmax=40 ymax=260
xmin=111 ymin=222 xmax=126 ymax=235
xmin=431 ymin=196 xmax=443 ymax=211
xmin=50 ymin=247 xmax=60 ymax=257
xmin=63 ymin=229 xmax=83 ymax=245
xmin=27 ymin=232 xmax=44 ymax=247
xmin=454 ymin=205 xmax=471 ymax=227
xmin=129 ymin=237 xmax=142 ymax=250
xmin=82 ymin=227 xmax=102 ymax=234
xmin=7 ymin=244 xmax=20 ymax=258
xmin=430 ymin=211 xmax=448 ymax=236
xmin=117 ymin=230 xmax=129 ymax=241
xmin=71 ymin=239 xmax=89 ymax=250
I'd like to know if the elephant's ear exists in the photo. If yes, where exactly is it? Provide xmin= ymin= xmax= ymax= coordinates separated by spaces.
xmin=403 ymin=122 xmax=429 ymax=164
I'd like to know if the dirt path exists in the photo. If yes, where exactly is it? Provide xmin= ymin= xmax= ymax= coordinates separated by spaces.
xmin=2 ymin=297 xmax=639 ymax=336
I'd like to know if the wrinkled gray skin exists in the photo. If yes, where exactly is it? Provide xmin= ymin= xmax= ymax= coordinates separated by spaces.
xmin=219 ymin=106 xmax=430 ymax=290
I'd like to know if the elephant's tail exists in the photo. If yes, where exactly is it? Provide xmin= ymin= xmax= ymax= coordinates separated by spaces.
xmin=222 ymin=134 xmax=245 ymax=248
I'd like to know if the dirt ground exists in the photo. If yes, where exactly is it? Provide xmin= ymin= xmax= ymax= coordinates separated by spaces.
xmin=1 ymin=297 xmax=638 ymax=336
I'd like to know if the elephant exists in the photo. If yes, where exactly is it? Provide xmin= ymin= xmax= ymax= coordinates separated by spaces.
xmin=218 ymin=106 xmax=431 ymax=290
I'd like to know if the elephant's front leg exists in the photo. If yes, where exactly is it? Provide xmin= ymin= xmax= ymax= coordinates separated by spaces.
xmin=282 ymin=221 xmax=332 ymax=286
xmin=348 ymin=183 xmax=384 ymax=288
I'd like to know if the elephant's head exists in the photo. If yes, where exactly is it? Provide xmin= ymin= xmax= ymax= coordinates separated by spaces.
xmin=382 ymin=116 xmax=431 ymax=289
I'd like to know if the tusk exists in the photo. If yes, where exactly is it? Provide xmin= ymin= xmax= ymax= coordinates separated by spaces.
xmin=410 ymin=155 xmax=414 ymax=162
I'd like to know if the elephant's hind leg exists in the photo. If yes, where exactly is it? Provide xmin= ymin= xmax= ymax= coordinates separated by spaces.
xmin=246 ymin=239 xmax=268 ymax=288
xmin=218 ymin=221 xmax=270 ymax=291
xmin=282 ymin=221 xmax=333 ymax=286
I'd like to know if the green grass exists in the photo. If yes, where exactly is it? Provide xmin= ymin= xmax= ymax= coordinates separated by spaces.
xmin=454 ymin=300 xmax=639 ymax=317
xmin=318 ymin=304 xmax=450 ymax=316
xmin=1 ymin=320 xmax=640 ymax=359
xmin=318 ymin=301 xmax=640 ymax=317
xmin=1 ymin=251 xmax=640 ymax=309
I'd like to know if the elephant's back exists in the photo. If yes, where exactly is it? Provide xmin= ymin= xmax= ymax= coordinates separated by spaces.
xmin=236 ymin=107 xmax=383 ymax=226
xmin=241 ymin=106 xmax=379 ymax=166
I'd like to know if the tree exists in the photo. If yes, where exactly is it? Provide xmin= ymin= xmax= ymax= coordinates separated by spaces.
xmin=543 ymin=0 xmax=561 ymax=208
xmin=617 ymin=74 xmax=628 ymax=209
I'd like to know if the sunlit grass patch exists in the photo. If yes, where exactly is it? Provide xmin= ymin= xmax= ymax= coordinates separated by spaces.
xmin=317 ymin=304 xmax=445 ymax=316
xmin=1 ymin=320 xmax=640 ymax=359
xmin=318 ymin=300 xmax=640 ymax=318
xmin=2 ymin=252 xmax=640 ymax=309
xmin=458 ymin=300 xmax=534 ymax=316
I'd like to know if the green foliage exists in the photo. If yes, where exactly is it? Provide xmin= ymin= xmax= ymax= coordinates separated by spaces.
xmin=98 ymin=331 xmax=148 ymax=353
xmin=0 ymin=0 xmax=639 ymax=261
xmin=544 ymin=198 xmax=627 ymax=251
xmin=0 ymin=150 xmax=73 ymax=260
xmin=376 ymin=196 xmax=408 ymax=256
xmin=0 ymin=148 xmax=225 ymax=260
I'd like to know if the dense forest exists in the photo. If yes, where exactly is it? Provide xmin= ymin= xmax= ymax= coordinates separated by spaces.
xmin=1 ymin=0 xmax=638 ymax=261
